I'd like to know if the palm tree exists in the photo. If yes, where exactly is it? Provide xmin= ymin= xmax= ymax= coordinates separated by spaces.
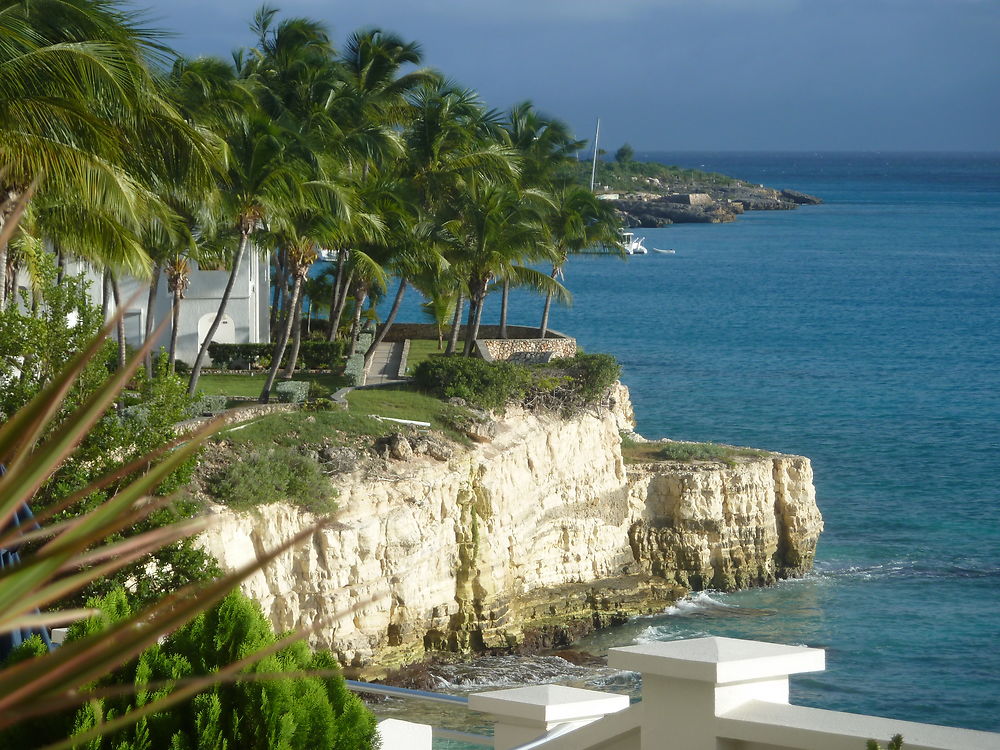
xmin=0 ymin=0 xmax=217 ymax=303
xmin=402 ymin=82 xmax=520 ymax=353
xmin=258 ymin=209 xmax=333 ymax=403
xmin=538 ymin=185 xmax=621 ymax=338
xmin=444 ymin=182 xmax=569 ymax=355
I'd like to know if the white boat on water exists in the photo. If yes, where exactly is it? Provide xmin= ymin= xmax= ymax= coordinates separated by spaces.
xmin=622 ymin=231 xmax=648 ymax=255
xmin=653 ymin=247 xmax=675 ymax=254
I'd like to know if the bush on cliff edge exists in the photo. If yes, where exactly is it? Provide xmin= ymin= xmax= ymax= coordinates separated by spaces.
xmin=413 ymin=352 xmax=621 ymax=412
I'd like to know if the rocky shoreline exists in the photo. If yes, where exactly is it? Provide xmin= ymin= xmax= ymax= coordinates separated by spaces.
xmin=610 ymin=185 xmax=822 ymax=227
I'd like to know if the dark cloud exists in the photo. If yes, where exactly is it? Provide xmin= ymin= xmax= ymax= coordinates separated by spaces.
xmin=153 ymin=0 xmax=1000 ymax=151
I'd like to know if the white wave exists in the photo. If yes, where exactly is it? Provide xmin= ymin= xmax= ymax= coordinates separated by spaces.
xmin=660 ymin=590 xmax=734 ymax=615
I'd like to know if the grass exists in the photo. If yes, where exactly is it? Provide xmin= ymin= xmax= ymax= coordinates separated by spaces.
xmin=404 ymin=338 xmax=447 ymax=375
xmin=197 ymin=372 xmax=349 ymax=399
xmin=621 ymin=436 xmax=772 ymax=466
xmin=215 ymin=384 xmax=473 ymax=448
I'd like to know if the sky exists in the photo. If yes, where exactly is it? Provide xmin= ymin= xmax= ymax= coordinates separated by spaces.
xmin=153 ymin=0 xmax=1000 ymax=152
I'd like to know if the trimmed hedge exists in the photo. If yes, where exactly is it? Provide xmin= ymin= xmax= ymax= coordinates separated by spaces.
xmin=207 ymin=341 xmax=346 ymax=371
xmin=275 ymin=380 xmax=309 ymax=403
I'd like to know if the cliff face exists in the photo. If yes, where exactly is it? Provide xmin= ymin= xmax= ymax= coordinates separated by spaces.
xmin=196 ymin=386 xmax=822 ymax=672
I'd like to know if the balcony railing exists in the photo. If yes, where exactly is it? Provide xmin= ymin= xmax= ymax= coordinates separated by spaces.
xmin=353 ymin=636 xmax=1000 ymax=750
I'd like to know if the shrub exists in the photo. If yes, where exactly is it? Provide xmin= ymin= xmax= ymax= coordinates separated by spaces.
xmin=189 ymin=394 xmax=228 ymax=416
xmin=207 ymin=446 xmax=336 ymax=513
xmin=276 ymin=380 xmax=310 ymax=403
xmin=207 ymin=342 xmax=346 ymax=372
xmin=343 ymin=353 xmax=366 ymax=386
xmin=308 ymin=380 xmax=334 ymax=401
xmin=413 ymin=352 xmax=622 ymax=413
xmin=0 ymin=589 xmax=378 ymax=750
xmin=413 ymin=356 xmax=532 ymax=410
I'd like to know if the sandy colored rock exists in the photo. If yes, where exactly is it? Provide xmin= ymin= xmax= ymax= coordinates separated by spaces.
xmin=196 ymin=384 xmax=823 ymax=672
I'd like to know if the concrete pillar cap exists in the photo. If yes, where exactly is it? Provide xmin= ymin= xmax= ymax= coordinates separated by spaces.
xmin=609 ymin=636 xmax=825 ymax=684
xmin=469 ymin=685 xmax=629 ymax=724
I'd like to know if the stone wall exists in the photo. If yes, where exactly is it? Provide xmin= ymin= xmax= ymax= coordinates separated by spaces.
xmin=477 ymin=337 xmax=577 ymax=362
xmin=379 ymin=323 xmax=572 ymax=344
xmin=665 ymin=192 xmax=714 ymax=206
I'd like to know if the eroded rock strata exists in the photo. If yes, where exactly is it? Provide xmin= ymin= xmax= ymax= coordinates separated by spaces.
xmin=196 ymin=385 xmax=822 ymax=674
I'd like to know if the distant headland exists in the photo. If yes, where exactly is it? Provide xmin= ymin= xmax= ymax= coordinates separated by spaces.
xmin=563 ymin=158 xmax=822 ymax=226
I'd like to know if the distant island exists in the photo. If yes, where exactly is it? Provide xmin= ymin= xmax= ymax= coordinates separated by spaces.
xmin=561 ymin=157 xmax=822 ymax=226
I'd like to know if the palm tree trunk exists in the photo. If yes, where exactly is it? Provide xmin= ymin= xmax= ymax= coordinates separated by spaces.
xmin=538 ymin=265 xmax=559 ymax=339
xmin=282 ymin=292 xmax=304 ymax=379
xmin=56 ymin=249 xmax=65 ymax=286
xmin=110 ymin=275 xmax=127 ymax=371
xmin=346 ymin=283 xmax=368 ymax=357
xmin=0 ymin=242 xmax=6 ymax=309
xmin=101 ymin=270 xmax=111 ymax=321
xmin=144 ymin=261 xmax=162 ymax=378
xmin=326 ymin=249 xmax=347 ymax=341
xmin=188 ymin=232 xmax=249 ymax=396
xmin=463 ymin=296 xmax=479 ymax=356
xmin=168 ymin=289 xmax=181 ymax=375
xmin=329 ymin=268 xmax=353 ymax=342
xmin=260 ymin=275 xmax=303 ymax=403
xmin=446 ymin=294 xmax=464 ymax=355
xmin=270 ymin=250 xmax=286 ymax=336
xmin=499 ymin=281 xmax=509 ymax=339
xmin=364 ymin=278 xmax=407 ymax=371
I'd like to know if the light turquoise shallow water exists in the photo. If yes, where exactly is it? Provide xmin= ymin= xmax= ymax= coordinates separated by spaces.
xmin=365 ymin=152 xmax=1000 ymax=736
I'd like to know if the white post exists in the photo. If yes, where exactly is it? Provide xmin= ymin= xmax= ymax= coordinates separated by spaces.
xmin=376 ymin=718 xmax=432 ymax=750
xmin=469 ymin=684 xmax=629 ymax=750
xmin=609 ymin=636 xmax=825 ymax=750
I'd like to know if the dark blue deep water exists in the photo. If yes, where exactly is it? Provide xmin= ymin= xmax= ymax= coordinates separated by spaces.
xmin=376 ymin=153 xmax=1000 ymax=734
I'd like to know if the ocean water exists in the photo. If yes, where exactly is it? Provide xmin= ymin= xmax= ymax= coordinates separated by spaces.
xmin=372 ymin=153 xmax=1000 ymax=735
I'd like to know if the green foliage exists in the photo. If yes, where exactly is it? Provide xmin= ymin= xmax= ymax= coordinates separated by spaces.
xmin=546 ymin=352 xmax=621 ymax=405
xmin=343 ymin=353 xmax=366 ymax=386
xmin=0 ymin=266 xmax=216 ymax=608
xmin=275 ymin=380 xmax=310 ymax=403
xmin=621 ymin=436 xmax=771 ymax=466
xmin=413 ymin=352 xmax=622 ymax=412
xmin=867 ymin=735 xmax=904 ymax=750
xmin=307 ymin=380 xmax=334 ymax=401
xmin=206 ymin=341 xmax=345 ymax=372
xmin=614 ymin=143 xmax=635 ymax=163
xmin=189 ymin=394 xmax=228 ymax=416
xmin=1 ymin=590 xmax=378 ymax=750
xmin=195 ymin=373 xmax=348 ymax=399
xmin=413 ymin=356 xmax=532 ymax=411
xmin=557 ymin=157 xmax=740 ymax=193
xmin=206 ymin=446 xmax=336 ymax=513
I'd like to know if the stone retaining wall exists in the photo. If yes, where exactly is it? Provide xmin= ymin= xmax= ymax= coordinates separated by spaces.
xmin=477 ymin=337 xmax=577 ymax=363
xmin=380 ymin=323 xmax=571 ymax=343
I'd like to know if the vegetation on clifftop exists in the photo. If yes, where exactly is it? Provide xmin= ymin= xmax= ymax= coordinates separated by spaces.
xmin=558 ymin=156 xmax=743 ymax=194
xmin=413 ymin=352 xmax=622 ymax=412
xmin=621 ymin=435 xmax=772 ymax=466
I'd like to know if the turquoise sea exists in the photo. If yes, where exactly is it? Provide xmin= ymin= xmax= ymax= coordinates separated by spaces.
xmin=372 ymin=152 xmax=1000 ymax=734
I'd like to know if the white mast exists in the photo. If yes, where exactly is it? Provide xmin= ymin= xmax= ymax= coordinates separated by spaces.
xmin=589 ymin=118 xmax=600 ymax=192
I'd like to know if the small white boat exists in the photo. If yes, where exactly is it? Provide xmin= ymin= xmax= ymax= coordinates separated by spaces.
xmin=653 ymin=247 xmax=675 ymax=255
xmin=622 ymin=231 xmax=648 ymax=255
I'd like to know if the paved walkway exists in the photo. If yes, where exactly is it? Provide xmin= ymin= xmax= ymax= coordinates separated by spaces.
xmin=363 ymin=341 xmax=407 ymax=386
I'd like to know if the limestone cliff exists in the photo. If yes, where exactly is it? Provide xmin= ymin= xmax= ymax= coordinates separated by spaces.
xmin=196 ymin=386 xmax=822 ymax=672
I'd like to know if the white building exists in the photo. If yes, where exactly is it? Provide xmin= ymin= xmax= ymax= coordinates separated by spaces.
xmin=48 ymin=247 xmax=271 ymax=366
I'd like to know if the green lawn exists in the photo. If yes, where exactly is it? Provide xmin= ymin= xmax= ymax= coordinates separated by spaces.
xmin=215 ymin=384 xmax=472 ymax=447
xmin=197 ymin=372 xmax=349 ymax=399
xmin=404 ymin=338 xmax=448 ymax=375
